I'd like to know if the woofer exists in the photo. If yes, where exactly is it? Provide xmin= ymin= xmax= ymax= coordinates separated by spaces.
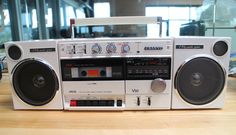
xmin=175 ymin=57 xmax=225 ymax=105
xmin=12 ymin=59 xmax=59 ymax=106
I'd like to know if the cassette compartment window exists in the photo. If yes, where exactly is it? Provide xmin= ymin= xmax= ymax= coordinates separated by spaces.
xmin=61 ymin=58 xmax=124 ymax=81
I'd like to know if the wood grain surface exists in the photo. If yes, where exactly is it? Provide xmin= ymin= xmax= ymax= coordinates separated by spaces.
xmin=0 ymin=73 xmax=236 ymax=135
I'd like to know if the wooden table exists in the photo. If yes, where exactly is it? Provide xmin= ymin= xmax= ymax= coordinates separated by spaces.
xmin=0 ymin=73 xmax=236 ymax=135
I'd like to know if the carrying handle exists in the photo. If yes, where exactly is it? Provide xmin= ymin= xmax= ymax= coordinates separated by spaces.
xmin=70 ymin=16 xmax=163 ymax=38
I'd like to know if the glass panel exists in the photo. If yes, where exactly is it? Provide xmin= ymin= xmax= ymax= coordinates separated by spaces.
xmin=46 ymin=8 xmax=53 ymax=27
xmin=190 ymin=7 xmax=198 ymax=20
xmin=66 ymin=6 xmax=76 ymax=26
xmin=146 ymin=7 xmax=169 ymax=20
xmin=0 ymin=0 xmax=12 ymax=46
xmin=76 ymin=9 xmax=86 ymax=18
xmin=20 ymin=0 xmax=39 ymax=40
xmin=169 ymin=7 xmax=189 ymax=20
xmin=60 ymin=7 xmax=64 ymax=27
xmin=146 ymin=6 xmax=193 ymax=36
xmin=170 ymin=21 xmax=189 ymax=36
xmin=94 ymin=2 xmax=110 ymax=18
xmin=215 ymin=0 xmax=236 ymax=27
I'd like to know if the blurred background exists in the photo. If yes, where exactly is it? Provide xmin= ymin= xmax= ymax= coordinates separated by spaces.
xmin=0 ymin=0 xmax=236 ymax=75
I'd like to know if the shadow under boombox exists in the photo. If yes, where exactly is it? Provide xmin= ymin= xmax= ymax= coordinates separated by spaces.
xmin=4 ymin=37 xmax=231 ymax=110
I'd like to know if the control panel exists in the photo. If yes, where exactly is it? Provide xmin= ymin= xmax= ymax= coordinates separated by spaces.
xmin=58 ymin=38 xmax=173 ymax=58
xmin=59 ymin=38 xmax=173 ymax=110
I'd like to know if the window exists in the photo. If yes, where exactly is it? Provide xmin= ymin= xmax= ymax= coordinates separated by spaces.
xmin=46 ymin=8 xmax=53 ymax=27
xmin=32 ymin=9 xmax=37 ymax=28
xmin=66 ymin=6 xmax=76 ymax=26
xmin=93 ymin=2 xmax=111 ymax=33
xmin=3 ymin=9 xmax=10 ymax=25
xmin=146 ymin=6 xmax=198 ymax=37
xmin=60 ymin=8 xmax=64 ymax=27
xmin=76 ymin=9 xmax=86 ymax=19
xmin=94 ymin=2 xmax=110 ymax=18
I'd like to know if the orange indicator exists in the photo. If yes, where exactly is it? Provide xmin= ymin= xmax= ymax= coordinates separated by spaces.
xmin=88 ymin=69 xmax=99 ymax=77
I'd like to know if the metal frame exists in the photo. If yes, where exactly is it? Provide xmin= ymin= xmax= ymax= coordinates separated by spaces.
xmin=8 ymin=0 xmax=23 ymax=41
xmin=51 ymin=0 xmax=61 ymax=38
xmin=36 ymin=0 xmax=47 ymax=39
xmin=71 ymin=16 xmax=163 ymax=38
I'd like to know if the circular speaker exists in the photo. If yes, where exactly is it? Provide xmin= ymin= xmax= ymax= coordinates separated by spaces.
xmin=175 ymin=57 xmax=225 ymax=105
xmin=8 ymin=45 xmax=22 ymax=60
xmin=213 ymin=41 xmax=228 ymax=56
xmin=12 ymin=59 xmax=59 ymax=106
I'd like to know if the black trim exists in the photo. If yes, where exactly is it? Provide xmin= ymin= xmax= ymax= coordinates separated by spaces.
xmin=30 ymin=48 xmax=56 ymax=53
xmin=61 ymin=57 xmax=171 ymax=81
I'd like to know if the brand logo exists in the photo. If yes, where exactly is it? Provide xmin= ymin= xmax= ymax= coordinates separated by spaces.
xmin=132 ymin=89 xmax=139 ymax=93
xmin=144 ymin=46 xmax=163 ymax=51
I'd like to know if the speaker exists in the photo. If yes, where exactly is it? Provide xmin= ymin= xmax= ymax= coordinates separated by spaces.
xmin=5 ymin=41 xmax=63 ymax=110
xmin=172 ymin=37 xmax=231 ymax=109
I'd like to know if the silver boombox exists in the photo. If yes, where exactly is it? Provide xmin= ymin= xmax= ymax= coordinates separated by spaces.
xmin=4 ymin=17 xmax=231 ymax=111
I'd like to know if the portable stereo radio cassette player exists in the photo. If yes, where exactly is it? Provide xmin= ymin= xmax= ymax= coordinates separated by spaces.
xmin=5 ymin=37 xmax=231 ymax=110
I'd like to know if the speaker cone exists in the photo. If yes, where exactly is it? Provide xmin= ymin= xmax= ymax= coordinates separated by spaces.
xmin=12 ymin=59 xmax=59 ymax=106
xmin=175 ymin=57 xmax=225 ymax=105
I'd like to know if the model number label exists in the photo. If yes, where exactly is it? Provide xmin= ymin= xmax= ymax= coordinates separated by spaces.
xmin=30 ymin=48 xmax=56 ymax=52
xmin=176 ymin=45 xmax=204 ymax=49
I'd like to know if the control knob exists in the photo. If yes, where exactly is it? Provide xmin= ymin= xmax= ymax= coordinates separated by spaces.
xmin=106 ymin=43 xmax=116 ymax=53
xmin=91 ymin=44 xmax=101 ymax=54
xmin=151 ymin=78 xmax=166 ymax=93
xmin=122 ymin=44 xmax=130 ymax=53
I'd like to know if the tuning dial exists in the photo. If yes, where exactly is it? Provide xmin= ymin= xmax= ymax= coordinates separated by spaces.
xmin=106 ymin=43 xmax=116 ymax=53
xmin=151 ymin=78 xmax=166 ymax=93
xmin=122 ymin=44 xmax=130 ymax=53
xmin=91 ymin=44 xmax=101 ymax=54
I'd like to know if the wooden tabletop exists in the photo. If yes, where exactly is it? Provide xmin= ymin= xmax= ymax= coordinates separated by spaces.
xmin=0 ymin=73 xmax=236 ymax=135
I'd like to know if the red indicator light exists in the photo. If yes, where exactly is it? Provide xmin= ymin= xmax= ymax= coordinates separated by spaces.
xmin=70 ymin=100 xmax=77 ymax=107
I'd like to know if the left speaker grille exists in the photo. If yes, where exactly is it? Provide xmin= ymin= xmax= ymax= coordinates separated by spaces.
xmin=12 ymin=59 xmax=58 ymax=106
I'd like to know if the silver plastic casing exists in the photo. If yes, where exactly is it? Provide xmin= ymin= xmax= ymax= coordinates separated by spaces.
xmin=172 ymin=37 xmax=231 ymax=109
xmin=5 ymin=40 xmax=63 ymax=110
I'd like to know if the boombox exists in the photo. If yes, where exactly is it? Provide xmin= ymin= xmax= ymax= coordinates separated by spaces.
xmin=5 ymin=37 xmax=231 ymax=110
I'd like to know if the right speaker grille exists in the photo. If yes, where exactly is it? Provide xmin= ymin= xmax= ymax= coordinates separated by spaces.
xmin=175 ymin=57 xmax=225 ymax=105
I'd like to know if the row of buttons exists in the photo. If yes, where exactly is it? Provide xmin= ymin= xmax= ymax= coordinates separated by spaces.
xmin=70 ymin=100 xmax=123 ymax=107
